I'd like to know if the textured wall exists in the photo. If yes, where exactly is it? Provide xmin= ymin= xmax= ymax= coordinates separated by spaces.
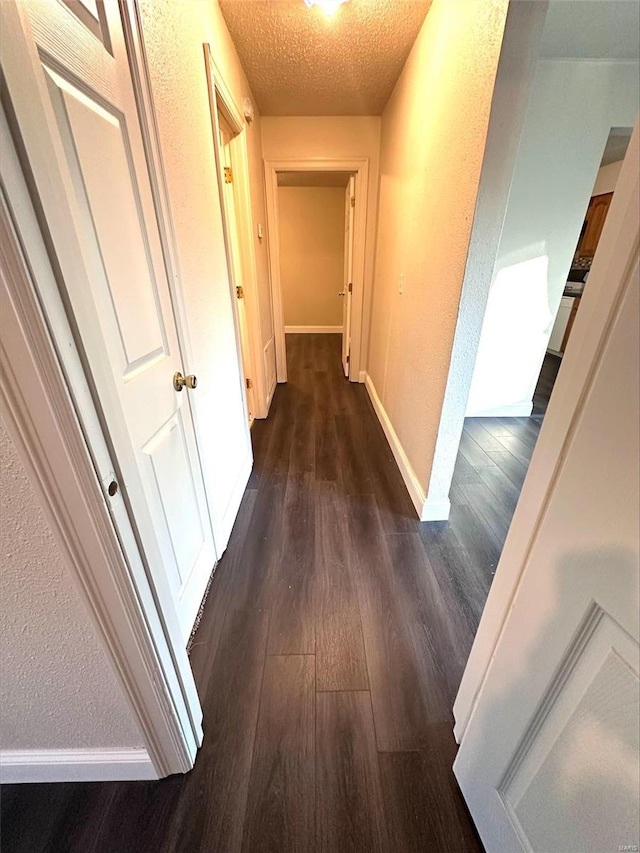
xmin=261 ymin=116 xmax=381 ymax=371
xmin=138 ymin=0 xmax=268 ymax=538
xmin=0 ymin=418 xmax=142 ymax=750
xmin=279 ymin=187 xmax=345 ymax=327
xmin=367 ymin=0 xmax=509 ymax=494
xmin=466 ymin=60 xmax=640 ymax=417
xmin=140 ymin=0 xmax=273 ymax=359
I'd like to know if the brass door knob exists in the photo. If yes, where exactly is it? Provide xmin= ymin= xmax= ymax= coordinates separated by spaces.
xmin=173 ymin=371 xmax=198 ymax=391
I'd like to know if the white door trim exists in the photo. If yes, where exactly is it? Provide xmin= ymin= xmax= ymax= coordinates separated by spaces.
xmin=454 ymin=120 xmax=640 ymax=743
xmin=263 ymin=158 xmax=369 ymax=383
xmin=204 ymin=44 xmax=268 ymax=418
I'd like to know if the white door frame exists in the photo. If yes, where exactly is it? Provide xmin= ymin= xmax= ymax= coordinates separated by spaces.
xmin=204 ymin=45 xmax=269 ymax=418
xmin=0 ymin=0 xmax=204 ymax=779
xmin=264 ymin=158 xmax=369 ymax=383
xmin=454 ymin=120 xmax=640 ymax=743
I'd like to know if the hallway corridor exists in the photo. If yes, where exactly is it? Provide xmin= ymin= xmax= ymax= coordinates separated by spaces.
xmin=1 ymin=334 xmax=545 ymax=852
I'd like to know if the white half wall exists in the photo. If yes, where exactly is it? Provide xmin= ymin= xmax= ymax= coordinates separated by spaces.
xmin=465 ymin=59 xmax=639 ymax=418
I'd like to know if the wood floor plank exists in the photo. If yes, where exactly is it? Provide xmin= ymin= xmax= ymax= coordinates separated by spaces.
xmin=486 ymin=449 xmax=529 ymax=490
xmin=458 ymin=430 xmax=498 ymax=469
xmin=459 ymin=482 xmax=511 ymax=550
xmin=0 ymin=781 xmax=116 ymax=853
xmin=475 ymin=462 xmax=521 ymax=516
xmin=162 ymin=609 xmax=270 ymax=853
xmin=315 ymin=482 xmax=369 ymax=692
xmin=463 ymin=419 xmax=507 ymax=452
xmin=418 ymin=520 xmax=490 ymax=637
xmin=267 ymin=473 xmax=316 ymax=655
xmin=386 ymin=532 xmax=471 ymax=708
xmin=493 ymin=431 xmax=535 ymax=467
xmin=347 ymin=493 xmax=432 ymax=751
xmin=226 ymin=473 xmax=287 ymax=612
xmin=189 ymin=490 xmax=258 ymax=699
xmin=316 ymin=691 xmax=389 ymax=852
xmin=93 ymin=778 xmax=184 ymax=853
xmin=336 ymin=412 xmax=373 ymax=494
xmin=451 ymin=450 xmax=483 ymax=485
xmin=289 ymin=392 xmax=315 ymax=474
xmin=315 ymin=412 xmax=340 ymax=482
xmin=241 ymin=655 xmax=315 ymax=853
xmin=448 ymin=502 xmax=502 ymax=588
xmin=379 ymin=727 xmax=483 ymax=853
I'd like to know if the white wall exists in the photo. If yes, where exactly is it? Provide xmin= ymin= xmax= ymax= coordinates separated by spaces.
xmin=0 ymin=418 xmax=142 ymax=751
xmin=592 ymin=159 xmax=624 ymax=196
xmin=365 ymin=0 xmax=510 ymax=518
xmin=279 ymin=186 xmax=345 ymax=329
xmin=261 ymin=117 xmax=381 ymax=371
xmin=139 ymin=0 xmax=268 ymax=544
xmin=466 ymin=60 xmax=639 ymax=417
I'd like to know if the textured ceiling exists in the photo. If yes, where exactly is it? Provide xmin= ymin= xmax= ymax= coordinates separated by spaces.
xmin=218 ymin=0 xmax=431 ymax=116
xmin=539 ymin=0 xmax=640 ymax=60
xmin=278 ymin=170 xmax=351 ymax=187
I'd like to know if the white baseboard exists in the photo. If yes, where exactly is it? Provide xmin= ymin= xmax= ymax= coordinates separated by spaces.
xmin=284 ymin=325 xmax=342 ymax=334
xmin=364 ymin=374 xmax=424 ymax=519
xmin=0 ymin=748 xmax=157 ymax=784
xmin=466 ymin=401 xmax=533 ymax=418
xmin=358 ymin=370 xmax=366 ymax=384
xmin=421 ymin=496 xmax=451 ymax=521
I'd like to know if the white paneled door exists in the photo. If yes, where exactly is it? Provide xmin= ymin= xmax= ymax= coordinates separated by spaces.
xmin=454 ymin=133 xmax=640 ymax=852
xmin=5 ymin=0 xmax=217 ymax=642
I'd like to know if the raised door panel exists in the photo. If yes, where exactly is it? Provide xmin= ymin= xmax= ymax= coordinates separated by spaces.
xmin=500 ymin=607 xmax=639 ymax=851
xmin=42 ymin=63 xmax=169 ymax=378
xmin=142 ymin=411 xmax=207 ymax=605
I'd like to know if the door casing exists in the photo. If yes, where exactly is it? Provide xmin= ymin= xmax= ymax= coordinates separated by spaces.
xmin=264 ymin=158 xmax=369 ymax=383
xmin=204 ymin=45 xmax=270 ymax=418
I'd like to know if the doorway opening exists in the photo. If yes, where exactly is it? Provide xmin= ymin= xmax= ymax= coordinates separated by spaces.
xmin=276 ymin=170 xmax=355 ymax=378
xmin=205 ymin=45 xmax=267 ymax=423
xmin=450 ymin=128 xmax=632 ymax=600
xmin=264 ymin=158 xmax=369 ymax=385
xmin=449 ymin=123 xmax=633 ymax=613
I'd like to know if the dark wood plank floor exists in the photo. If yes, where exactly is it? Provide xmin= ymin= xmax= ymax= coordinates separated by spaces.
xmin=1 ymin=336 xmax=556 ymax=853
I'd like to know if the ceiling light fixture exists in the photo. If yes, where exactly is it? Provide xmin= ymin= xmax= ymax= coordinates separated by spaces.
xmin=303 ymin=0 xmax=349 ymax=16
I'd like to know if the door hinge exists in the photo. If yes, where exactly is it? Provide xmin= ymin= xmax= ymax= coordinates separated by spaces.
xmin=246 ymin=377 xmax=253 ymax=390
xmin=348 ymin=282 xmax=353 ymax=293
xmin=236 ymin=285 xmax=244 ymax=299
xmin=346 ymin=354 xmax=350 ymax=364
xmin=224 ymin=166 xmax=233 ymax=184
xmin=350 ymin=196 xmax=355 ymax=208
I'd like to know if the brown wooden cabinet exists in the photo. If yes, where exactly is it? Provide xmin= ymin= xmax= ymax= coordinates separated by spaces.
xmin=577 ymin=192 xmax=613 ymax=258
